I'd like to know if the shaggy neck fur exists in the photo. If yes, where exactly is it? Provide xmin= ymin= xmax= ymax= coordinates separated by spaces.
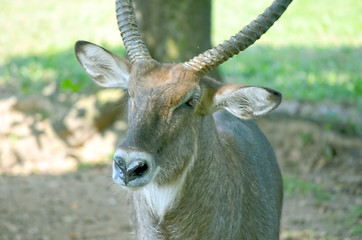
xmin=129 ymin=113 xmax=282 ymax=240
xmin=140 ymin=140 xmax=197 ymax=219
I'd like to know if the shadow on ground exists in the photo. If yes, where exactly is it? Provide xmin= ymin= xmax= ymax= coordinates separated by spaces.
xmin=1 ymin=44 xmax=361 ymax=239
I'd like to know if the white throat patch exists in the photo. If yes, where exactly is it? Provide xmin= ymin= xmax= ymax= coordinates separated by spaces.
xmin=141 ymin=143 xmax=197 ymax=219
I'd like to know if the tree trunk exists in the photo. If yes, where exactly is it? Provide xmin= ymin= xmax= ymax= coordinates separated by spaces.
xmin=133 ymin=0 xmax=222 ymax=80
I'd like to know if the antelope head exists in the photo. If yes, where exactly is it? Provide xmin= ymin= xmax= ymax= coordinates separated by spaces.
xmin=75 ymin=0 xmax=291 ymax=188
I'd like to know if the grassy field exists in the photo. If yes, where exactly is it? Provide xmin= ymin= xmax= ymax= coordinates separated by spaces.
xmin=214 ymin=0 xmax=362 ymax=108
xmin=0 ymin=2 xmax=361 ymax=238
xmin=1 ymin=0 xmax=361 ymax=108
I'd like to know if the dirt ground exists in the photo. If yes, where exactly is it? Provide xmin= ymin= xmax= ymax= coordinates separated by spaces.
xmin=0 ymin=89 xmax=361 ymax=240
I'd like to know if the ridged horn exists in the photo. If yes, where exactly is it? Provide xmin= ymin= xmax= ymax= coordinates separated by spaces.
xmin=116 ymin=0 xmax=152 ymax=63
xmin=183 ymin=0 xmax=292 ymax=75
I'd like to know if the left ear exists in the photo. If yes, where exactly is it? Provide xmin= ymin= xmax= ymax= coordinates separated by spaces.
xmin=74 ymin=41 xmax=131 ymax=89
xmin=212 ymin=84 xmax=282 ymax=119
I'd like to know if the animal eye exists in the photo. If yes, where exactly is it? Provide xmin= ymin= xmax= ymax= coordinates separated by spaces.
xmin=123 ymin=88 xmax=130 ymax=97
xmin=181 ymin=98 xmax=198 ymax=109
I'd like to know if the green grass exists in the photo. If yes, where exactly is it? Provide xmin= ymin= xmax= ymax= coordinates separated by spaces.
xmin=1 ymin=0 xmax=361 ymax=110
xmin=1 ymin=44 xmax=125 ymax=95
xmin=345 ymin=204 xmax=362 ymax=236
xmin=213 ymin=0 xmax=362 ymax=47
xmin=283 ymin=175 xmax=332 ymax=204
xmin=213 ymin=0 xmax=362 ymax=109
xmin=221 ymin=46 xmax=362 ymax=108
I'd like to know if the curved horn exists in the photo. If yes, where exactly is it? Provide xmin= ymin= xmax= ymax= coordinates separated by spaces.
xmin=183 ymin=0 xmax=292 ymax=75
xmin=116 ymin=0 xmax=152 ymax=63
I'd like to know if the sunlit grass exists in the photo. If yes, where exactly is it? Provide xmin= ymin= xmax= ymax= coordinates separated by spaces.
xmin=0 ymin=0 xmax=121 ymax=58
xmin=1 ymin=0 xmax=361 ymax=110
xmin=213 ymin=0 xmax=362 ymax=47
xmin=221 ymin=46 xmax=362 ymax=108
xmin=213 ymin=0 xmax=362 ymax=109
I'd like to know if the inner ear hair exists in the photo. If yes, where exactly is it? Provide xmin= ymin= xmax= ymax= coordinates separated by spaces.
xmin=74 ymin=41 xmax=131 ymax=89
xmin=214 ymin=85 xmax=282 ymax=119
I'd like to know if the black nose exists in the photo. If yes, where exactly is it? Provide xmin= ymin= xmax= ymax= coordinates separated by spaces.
xmin=114 ymin=157 xmax=149 ymax=185
xmin=112 ymin=148 xmax=154 ymax=187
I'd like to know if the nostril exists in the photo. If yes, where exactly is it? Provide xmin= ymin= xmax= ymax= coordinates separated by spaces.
xmin=133 ymin=163 xmax=148 ymax=176
xmin=112 ymin=149 xmax=154 ymax=186
xmin=126 ymin=160 xmax=148 ymax=177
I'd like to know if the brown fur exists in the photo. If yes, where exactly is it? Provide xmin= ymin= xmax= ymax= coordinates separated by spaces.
xmin=75 ymin=43 xmax=283 ymax=240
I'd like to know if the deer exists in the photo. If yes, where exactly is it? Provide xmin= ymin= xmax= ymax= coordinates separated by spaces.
xmin=74 ymin=0 xmax=292 ymax=239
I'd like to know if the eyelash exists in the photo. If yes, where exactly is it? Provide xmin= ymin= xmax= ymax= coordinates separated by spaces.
xmin=181 ymin=97 xmax=199 ymax=109
xmin=123 ymin=89 xmax=130 ymax=96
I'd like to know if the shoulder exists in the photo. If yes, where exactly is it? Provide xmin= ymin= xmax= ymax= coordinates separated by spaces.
xmin=213 ymin=110 xmax=259 ymax=135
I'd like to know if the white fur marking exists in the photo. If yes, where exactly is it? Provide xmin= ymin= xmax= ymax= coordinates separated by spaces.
xmin=141 ymin=143 xmax=197 ymax=219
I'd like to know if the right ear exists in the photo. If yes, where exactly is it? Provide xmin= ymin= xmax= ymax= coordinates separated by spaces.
xmin=74 ymin=40 xmax=131 ymax=89
xmin=198 ymin=78 xmax=281 ymax=119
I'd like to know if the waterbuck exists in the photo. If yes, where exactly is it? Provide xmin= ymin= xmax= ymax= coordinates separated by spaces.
xmin=75 ymin=0 xmax=292 ymax=239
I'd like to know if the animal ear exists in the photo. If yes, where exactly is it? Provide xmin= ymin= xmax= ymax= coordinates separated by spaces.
xmin=74 ymin=40 xmax=131 ymax=89
xmin=210 ymin=84 xmax=282 ymax=119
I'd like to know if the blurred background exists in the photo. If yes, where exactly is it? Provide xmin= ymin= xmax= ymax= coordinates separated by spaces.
xmin=0 ymin=0 xmax=361 ymax=239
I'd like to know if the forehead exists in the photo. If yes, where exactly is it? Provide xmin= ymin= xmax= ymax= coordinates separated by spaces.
xmin=129 ymin=61 xmax=200 ymax=103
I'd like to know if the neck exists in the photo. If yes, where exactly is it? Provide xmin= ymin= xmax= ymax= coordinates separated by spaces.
xmin=139 ymin=141 xmax=198 ymax=219
xmin=132 ymin=115 xmax=228 ymax=238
